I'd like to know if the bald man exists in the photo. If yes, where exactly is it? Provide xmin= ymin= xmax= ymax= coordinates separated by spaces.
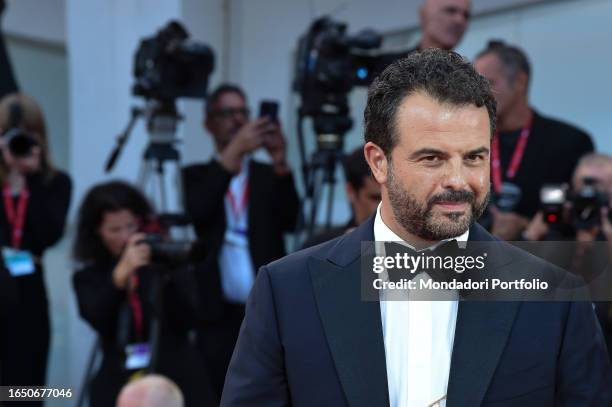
xmin=418 ymin=0 xmax=471 ymax=50
xmin=373 ymin=0 xmax=470 ymax=76
xmin=116 ymin=375 xmax=184 ymax=407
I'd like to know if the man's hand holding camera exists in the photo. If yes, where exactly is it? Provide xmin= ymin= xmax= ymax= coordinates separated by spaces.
xmin=112 ymin=233 xmax=151 ymax=290
xmin=522 ymin=211 xmax=549 ymax=241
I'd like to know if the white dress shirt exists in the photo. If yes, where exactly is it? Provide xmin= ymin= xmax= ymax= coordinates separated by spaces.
xmin=218 ymin=156 xmax=255 ymax=304
xmin=375 ymin=203 xmax=469 ymax=407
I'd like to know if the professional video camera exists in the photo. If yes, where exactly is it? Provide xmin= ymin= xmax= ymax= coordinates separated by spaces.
xmin=540 ymin=177 xmax=611 ymax=229
xmin=293 ymin=17 xmax=384 ymax=235
xmin=293 ymin=17 xmax=382 ymax=149
xmin=105 ymin=21 xmax=215 ymax=218
xmin=133 ymin=20 xmax=214 ymax=101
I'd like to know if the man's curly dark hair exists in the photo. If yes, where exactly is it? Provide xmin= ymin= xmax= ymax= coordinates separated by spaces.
xmin=364 ymin=48 xmax=497 ymax=157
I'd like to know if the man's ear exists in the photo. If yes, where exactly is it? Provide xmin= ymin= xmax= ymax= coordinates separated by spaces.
xmin=364 ymin=142 xmax=389 ymax=184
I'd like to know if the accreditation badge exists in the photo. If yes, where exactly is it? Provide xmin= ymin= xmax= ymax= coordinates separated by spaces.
xmin=125 ymin=342 xmax=152 ymax=370
xmin=224 ymin=228 xmax=249 ymax=247
xmin=1 ymin=247 xmax=35 ymax=277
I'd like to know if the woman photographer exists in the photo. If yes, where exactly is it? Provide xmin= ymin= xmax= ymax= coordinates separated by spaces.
xmin=0 ymin=93 xmax=72 ymax=399
xmin=72 ymin=181 xmax=214 ymax=406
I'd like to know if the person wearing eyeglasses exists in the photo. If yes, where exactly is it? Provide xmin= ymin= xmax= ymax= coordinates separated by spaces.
xmin=181 ymin=83 xmax=300 ymax=400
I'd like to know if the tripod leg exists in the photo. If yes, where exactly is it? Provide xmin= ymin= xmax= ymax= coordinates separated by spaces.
xmin=138 ymin=160 xmax=151 ymax=193
xmin=158 ymin=165 xmax=167 ymax=213
xmin=325 ymin=180 xmax=335 ymax=230
xmin=308 ymin=170 xmax=322 ymax=238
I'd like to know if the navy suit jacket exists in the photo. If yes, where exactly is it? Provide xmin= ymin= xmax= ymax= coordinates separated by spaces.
xmin=221 ymin=217 xmax=612 ymax=406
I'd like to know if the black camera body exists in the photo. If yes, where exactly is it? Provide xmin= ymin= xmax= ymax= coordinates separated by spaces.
xmin=141 ymin=233 xmax=193 ymax=268
xmin=293 ymin=17 xmax=382 ymax=116
xmin=293 ymin=17 xmax=383 ymax=152
xmin=540 ymin=178 xmax=611 ymax=229
xmin=133 ymin=21 xmax=214 ymax=101
xmin=571 ymin=177 xmax=610 ymax=230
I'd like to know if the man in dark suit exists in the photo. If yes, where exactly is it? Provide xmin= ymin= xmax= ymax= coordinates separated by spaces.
xmin=221 ymin=50 xmax=611 ymax=406
xmin=182 ymin=83 xmax=300 ymax=399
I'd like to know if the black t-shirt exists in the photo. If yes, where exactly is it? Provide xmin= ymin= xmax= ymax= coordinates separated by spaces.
xmin=498 ymin=128 xmax=522 ymax=169
xmin=495 ymin=110 xmax=594 ymax=218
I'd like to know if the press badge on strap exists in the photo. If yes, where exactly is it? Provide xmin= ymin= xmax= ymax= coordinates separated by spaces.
xmin=125 ymin=343 xmax=152 ymax=370
xmin=2 ymin=247 xmax=35 ymax=277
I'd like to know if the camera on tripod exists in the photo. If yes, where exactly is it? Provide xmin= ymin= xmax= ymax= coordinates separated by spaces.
xmin=133 ymin=20 xmax=214 ymax=101
xmin=105 ymin=21 xmax=215 ymax=219
xmin=294 ymin=17 xmax=387 ymax=235
xmin=540 ymin=177 xmax=611 ymax=229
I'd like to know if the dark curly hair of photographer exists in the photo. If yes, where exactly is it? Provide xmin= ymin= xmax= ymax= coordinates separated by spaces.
xmin=72 ymin=181 xmax=215 ymax=407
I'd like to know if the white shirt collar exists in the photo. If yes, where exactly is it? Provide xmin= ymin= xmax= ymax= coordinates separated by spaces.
xmin=373 ymin=202 xmax=469 ymax=251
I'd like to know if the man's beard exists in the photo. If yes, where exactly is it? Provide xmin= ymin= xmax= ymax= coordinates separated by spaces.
xmin=386 ymin=163 xmax=489 ymax=241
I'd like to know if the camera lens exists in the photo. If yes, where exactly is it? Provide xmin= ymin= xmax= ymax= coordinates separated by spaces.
xmin=3 ymin=128 xmax=38 ymax=158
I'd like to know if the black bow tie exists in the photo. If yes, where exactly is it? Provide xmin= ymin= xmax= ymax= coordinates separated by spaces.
xmin=383 ymin=239 xmax=461 ymax=284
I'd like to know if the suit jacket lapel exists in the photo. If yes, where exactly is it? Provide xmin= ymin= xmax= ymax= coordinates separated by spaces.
xmin=309 ymin=220 xmax=520 ymax=406
xmin=446 ymin=224 xmax=521 ymax=406
xmin=309 ymin=217 xmax=390 ymax=407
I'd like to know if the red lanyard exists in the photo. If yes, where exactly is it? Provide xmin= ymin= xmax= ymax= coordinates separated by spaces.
xmin=226 ymin=181 xmax=250 ymax=223
xmin=2 ymin=185 xmax=30 ymax=249
xmin=491 ymin=114 xmax=533 ymax=194
xmin=127 ymin=273 xmax=144 ymax=341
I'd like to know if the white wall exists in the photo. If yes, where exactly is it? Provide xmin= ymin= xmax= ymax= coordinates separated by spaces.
xmin=180 ymin=0 xmax=226 ymax=166
xmin=4 ymin=38 xmax=69 ymax=170
xmin=3 ymin=0 xmax=65 ymax=45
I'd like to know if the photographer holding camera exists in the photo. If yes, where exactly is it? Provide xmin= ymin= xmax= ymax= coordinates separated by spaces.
xmin=182 ymin=83 xmax=300 ymax=397
xmin=523 ymin=153 xmax=612 ymax=356
xmin=72 ymin=181 xmax=215 ymax=407
xmin=0 ymin=93 xmax=72 ymax=400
